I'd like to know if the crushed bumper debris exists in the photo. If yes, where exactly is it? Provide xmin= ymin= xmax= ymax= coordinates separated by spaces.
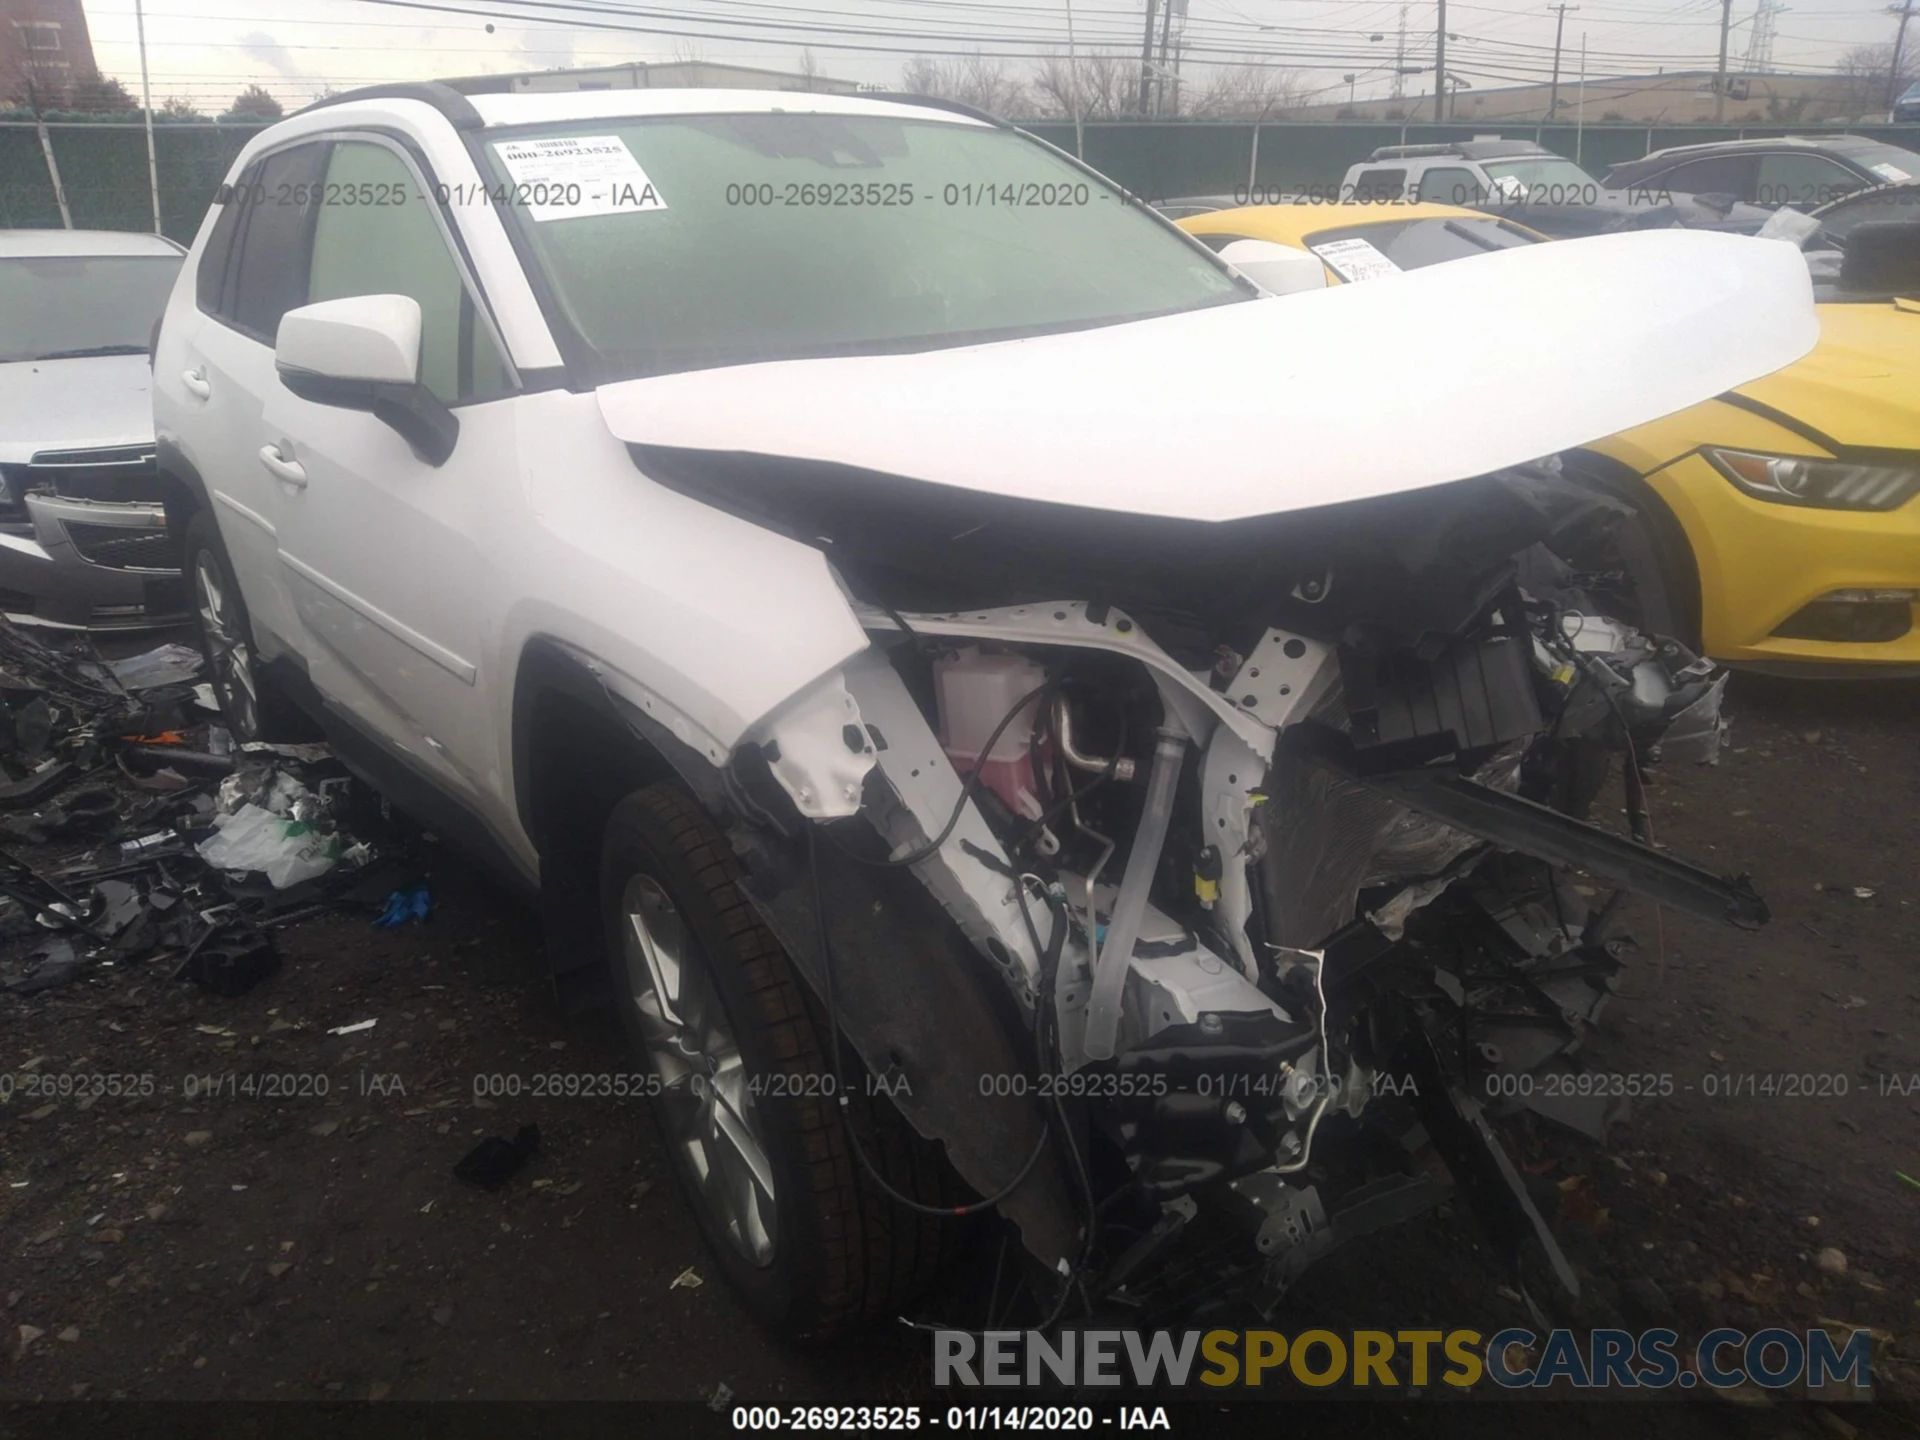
xmin=0 ymin=616 xmax=418 ymax=1003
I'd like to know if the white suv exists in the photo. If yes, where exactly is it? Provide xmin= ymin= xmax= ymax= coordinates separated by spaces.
xmin=154 ymin=81 xmax=1811 ymax=1338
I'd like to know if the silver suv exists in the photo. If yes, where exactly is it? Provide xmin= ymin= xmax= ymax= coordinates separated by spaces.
xmin=0 ymin=229 xmax=187 ymax=628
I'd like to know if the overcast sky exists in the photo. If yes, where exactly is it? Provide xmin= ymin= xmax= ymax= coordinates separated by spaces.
xmin=83 ymin=0 xmax=1906 ymax=112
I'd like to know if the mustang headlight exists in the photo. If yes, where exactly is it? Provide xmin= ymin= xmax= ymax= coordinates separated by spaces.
xmin=1706 ymin=448 xmax=1920 ymax=512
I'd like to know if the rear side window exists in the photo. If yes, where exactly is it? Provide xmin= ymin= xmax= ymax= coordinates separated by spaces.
xmin=195 ymin=166 xmax=250 ymax=316
xmin=1415 ymin=166 xmax=1484 ymax=205
xmin=1755 ymin=152 xmax=1867 ymax=208
xmin=224 ymin=143 xmax=328 ymax=341
xmin=1349 ymin=168 xmax=1406 ymax=201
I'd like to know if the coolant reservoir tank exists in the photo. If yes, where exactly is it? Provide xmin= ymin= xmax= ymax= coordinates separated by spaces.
xmin=933 ymin=647 xmax=1048 ymax=822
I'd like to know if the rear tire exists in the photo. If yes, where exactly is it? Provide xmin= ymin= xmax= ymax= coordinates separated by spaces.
xmin=183 ymin=509 xmax=307 ymax=742
xmin=599 ymin=781 xmax=952 ymax=1340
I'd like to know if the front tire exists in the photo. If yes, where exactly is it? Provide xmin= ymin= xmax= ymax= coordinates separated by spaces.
xmin=599 ymin=782 xmax=951 ymax=1340
xmin=183 ymin=509 xmax=304 ymax=742
xmin=1554 ymin=456 xmax=1701 ymax=649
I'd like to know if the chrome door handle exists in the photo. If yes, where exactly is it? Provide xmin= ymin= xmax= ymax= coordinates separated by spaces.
xmin=258 ymin=443 xmax=308 ymax=488
xmin=181 ymin=368 xmax=212 ymax=399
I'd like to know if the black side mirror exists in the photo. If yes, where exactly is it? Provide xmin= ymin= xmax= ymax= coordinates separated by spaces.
xmin=276 ymin=366 xmax=460 ymax=467
xmin=1837 ymin=221 xmax=1920 ymax=297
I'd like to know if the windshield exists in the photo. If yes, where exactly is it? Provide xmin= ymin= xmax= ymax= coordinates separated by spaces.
xmin=1479 ymin=156 xmax=1600 ymax=201
xmin=0 ymin=254 xmax=181 ymax=364
xmin=1303 ymin=217 xmax=1537 ymax=277
xmin=481 ymin=114 xmax=1247 ymax=380
xmin=1815 ymin=184 xmax=1920 ymax=243
xmin=1846 ymin=142 xmax=1920 ymax=184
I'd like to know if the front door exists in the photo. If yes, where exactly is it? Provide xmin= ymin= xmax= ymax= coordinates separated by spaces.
xmin=259 ymin=136 xmax=518 ymax=808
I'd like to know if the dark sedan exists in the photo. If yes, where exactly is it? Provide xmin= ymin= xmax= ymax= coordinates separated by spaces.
xmin=1604 ymin=134 xmax=1920 ymax=211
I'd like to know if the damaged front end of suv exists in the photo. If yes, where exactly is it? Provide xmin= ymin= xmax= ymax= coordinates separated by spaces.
xmin=618 ymin=442 xmax=1768 ymax=1328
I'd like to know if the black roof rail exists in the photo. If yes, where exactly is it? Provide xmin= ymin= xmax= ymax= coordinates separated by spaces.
xmin=1366 ymin=143 xmax=1463 ymax=160
xmin=859 ymin=91 xmax=1011 ymax=128
xmin=293 ymin=81 xmax=485 ymax=132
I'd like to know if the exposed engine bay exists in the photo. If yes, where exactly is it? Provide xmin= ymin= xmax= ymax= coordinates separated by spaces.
xmin=651 ymin=450 xmax=1770 ymax=1323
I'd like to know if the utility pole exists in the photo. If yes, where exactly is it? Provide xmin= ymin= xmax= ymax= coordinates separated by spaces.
xmin=1576 ymin=32 xmax=1588 ymax=165
xmin=1158 ymin=0 xmax=1175 ymax=116
xmin=1547 ymin=3 xmax=1579 ymax=121
xmin=1890 ymin=0 xmax=1916 ymax=109
xmin=1138 ymin=0 xmax=1160 ymax=116
xmin=1064 ymin=0 xmax=1084 ymax=157
xmin=1435 ymin=0 xmax=1448 ymax=121
xmin=1714 ymin=0 xmax=1734 ymax=121
xmin=135 ymin=0 xmax=162 ymax=236
xmin=1393 ymin=3 xmax=1409 ymax=98
xmin=24 ymin=76 xmax=73 ymax=229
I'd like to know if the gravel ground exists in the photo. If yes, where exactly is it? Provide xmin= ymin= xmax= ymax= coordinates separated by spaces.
xmin=1 ymin=672 xmax=1916 ymax=1433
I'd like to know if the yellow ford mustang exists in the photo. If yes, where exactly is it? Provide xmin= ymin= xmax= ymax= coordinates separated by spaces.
xmin=1177 ymin=201 xmax=1920 ymax=675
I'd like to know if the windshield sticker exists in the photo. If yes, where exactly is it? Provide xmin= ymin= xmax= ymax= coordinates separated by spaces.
xmin=1869 ymin=162 xmax=1912 ymax=182
xmin=1309 ymin=237 xmax=1402 ymax=283
xmin=1489 ymin=175 xmax=1528 ymax=200
xmin=491 ymin=136 xmax=667 ymax=221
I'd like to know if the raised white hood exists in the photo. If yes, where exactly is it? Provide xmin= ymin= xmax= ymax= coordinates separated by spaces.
xmin=596 ymin=229 xmax=1818 ymax=523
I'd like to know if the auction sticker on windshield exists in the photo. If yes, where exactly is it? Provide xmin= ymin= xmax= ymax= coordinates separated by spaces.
xmin=1309 ymin=237 xmax=1401 ymax=283
xmin=492 ymin=136 xmax=667 ymax=221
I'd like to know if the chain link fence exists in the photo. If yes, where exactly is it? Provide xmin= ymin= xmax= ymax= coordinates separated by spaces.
xmin=3 ymin=115 xmax=1916 ymax=244
xmin=1 ymin=121 xmax=269 ymax=245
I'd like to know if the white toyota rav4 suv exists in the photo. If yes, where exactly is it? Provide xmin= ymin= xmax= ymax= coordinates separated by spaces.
xmin=154 ymin=81 xmax=1812 ymax=1340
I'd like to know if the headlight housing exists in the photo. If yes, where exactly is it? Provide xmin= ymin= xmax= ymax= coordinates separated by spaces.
xmin=1705 ymin=448 xmax=1920 ymax=511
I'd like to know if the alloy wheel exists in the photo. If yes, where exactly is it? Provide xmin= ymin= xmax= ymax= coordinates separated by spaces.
xmin=621 ymin=873 xmax=779 ymax=1266
xmin=192 ymin=550 xmax=259 ymax=739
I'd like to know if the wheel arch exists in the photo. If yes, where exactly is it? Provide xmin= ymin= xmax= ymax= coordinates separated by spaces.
xmin=1560 ymin=447 xmax=1705 ymax=650
xmin=153 ymin=437 xmax=213 ymax=536
xmin=510 ymin=637 xmax=695 ymax=1009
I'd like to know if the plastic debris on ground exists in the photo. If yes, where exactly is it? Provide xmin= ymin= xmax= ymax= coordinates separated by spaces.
xmin=0 ymin=615 xmax=425 ymax=1003
xmin=105 ymin=643 xmax=207 ymax=692
xmin=453 ymin=1125 xmax=541 ymax=1190
xmin=373 ymin=883 xmax=431 ymax=928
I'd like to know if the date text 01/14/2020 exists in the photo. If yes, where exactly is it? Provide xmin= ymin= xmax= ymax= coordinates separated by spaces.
xmin=728 ymin=1405 xmax=1173 ymax=1431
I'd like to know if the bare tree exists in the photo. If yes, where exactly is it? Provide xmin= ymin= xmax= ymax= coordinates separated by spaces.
xmin=796 ymin=48 xmax=821 ymax=92
xmin=896 ymin=52 xmax=1031 ymax=117
xmin=1030 ymin=51 xmax=1137 ymax=119
xmin=1832 ymin=40 xmax=1919 ymax=111
xmin=1184 ymin=61 xmax=1312 ymax=120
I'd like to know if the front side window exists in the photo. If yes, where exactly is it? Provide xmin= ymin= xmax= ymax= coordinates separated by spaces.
xmin=1756 ymin=153 xmax=1867 ymax=208
xmin=305 ymin=141 xmax=511 ymax=404
xmin=1654 ymin=154 xmax=1759 ymax=199
xmin=478 ymin=113 xmax=1245 ymax=381
xmin=0 ymin=253 xmax=182 ymax=364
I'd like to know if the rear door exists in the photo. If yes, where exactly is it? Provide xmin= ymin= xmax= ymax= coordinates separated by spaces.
xmin=259 ymin=135 xmax=518 ymax=807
